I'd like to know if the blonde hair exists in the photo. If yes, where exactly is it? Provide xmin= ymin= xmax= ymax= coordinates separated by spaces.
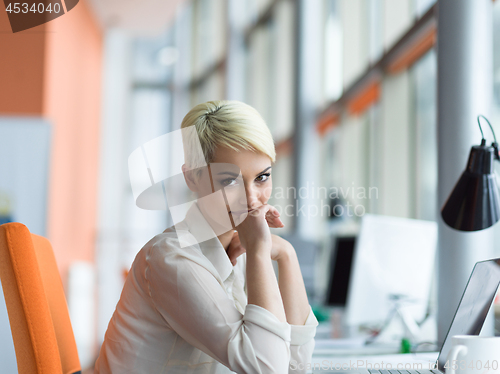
xmin=180 ymin=100 xmax=276 ymax=170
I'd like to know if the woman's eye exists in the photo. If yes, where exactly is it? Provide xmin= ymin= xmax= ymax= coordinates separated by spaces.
xmin=256 ymin=173 xmax=271 ymax=182
xmin=221 ymin=178 xmax=237 ymax=187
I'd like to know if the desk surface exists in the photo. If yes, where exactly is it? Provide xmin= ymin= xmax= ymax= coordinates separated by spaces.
xmin=310 ymin=351 xmax=439 ymax=374
xmin=312 ymin=351 xmax=438 ymax=364
xmin=313 ymin=338 xmax=401 ymax=357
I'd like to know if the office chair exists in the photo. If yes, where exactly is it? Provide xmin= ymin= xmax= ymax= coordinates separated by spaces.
xmin=0 ymin=222 xmax=81 ymax=374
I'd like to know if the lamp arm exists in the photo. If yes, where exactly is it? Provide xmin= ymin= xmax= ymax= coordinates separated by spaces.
xmin=477 ymin=115 xmax=500 ymax=160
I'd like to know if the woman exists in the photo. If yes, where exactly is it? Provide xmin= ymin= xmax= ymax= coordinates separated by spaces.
xmin=95 ymin=101 xmax=318 ymax=374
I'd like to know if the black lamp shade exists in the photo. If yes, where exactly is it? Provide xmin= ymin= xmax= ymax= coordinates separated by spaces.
xmin=441 ymin=145 xmax=500 ymax=231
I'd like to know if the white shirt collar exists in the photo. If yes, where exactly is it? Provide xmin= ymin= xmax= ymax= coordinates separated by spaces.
xmin=182 ymin=202 xmax=234 ymax=282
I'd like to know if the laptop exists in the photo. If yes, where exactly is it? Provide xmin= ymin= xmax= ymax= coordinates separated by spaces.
xmin=314 ymin=258 xmax=500 ymax=374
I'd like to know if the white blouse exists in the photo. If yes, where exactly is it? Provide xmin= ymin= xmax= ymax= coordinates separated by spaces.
xmin=95 ymin=202 xmax=318 ymax=374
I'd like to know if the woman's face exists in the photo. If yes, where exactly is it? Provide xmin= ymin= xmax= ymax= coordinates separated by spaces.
xmin=189 ymin=146 xmax=273 ymax=235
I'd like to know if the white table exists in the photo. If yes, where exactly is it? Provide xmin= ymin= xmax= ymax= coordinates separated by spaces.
xmin=307 ymin=338 xmax=439 ymax=374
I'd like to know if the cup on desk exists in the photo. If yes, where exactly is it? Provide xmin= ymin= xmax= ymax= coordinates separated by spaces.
xmin=445 ymin=335 xmax=500 ymax=374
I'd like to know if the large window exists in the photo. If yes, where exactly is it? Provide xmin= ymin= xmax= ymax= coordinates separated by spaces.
xmin=410 ymin=49 xmax=437 ymax=221
xmin=318 ymin=0 xmax=437 ymax=222
xmin=245 ymin=0 xmax=295 ymax=143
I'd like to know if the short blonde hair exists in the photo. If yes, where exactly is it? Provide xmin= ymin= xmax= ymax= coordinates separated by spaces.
xmin=181 ymin=100 xmax=276 ymax=170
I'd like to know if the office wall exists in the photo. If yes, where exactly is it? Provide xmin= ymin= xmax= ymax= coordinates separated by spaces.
xmin=43 ymin=0 xmax=102 ymax=285
xmin=0 ymin=0 xmax=102 ymax=286
xmin=0 ymin=7 xmax=46 ymax=114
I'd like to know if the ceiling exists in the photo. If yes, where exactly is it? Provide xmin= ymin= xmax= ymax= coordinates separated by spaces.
xmin=86 ymin=0 xmax=188 ymax=36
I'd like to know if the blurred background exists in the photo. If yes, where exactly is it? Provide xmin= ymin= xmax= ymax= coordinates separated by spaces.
xmin=2 ymin=0 xmax=500 ymax=372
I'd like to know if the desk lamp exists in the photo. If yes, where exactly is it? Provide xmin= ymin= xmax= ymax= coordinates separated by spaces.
xmin=441 ymin=115 xmax=500 ymax=231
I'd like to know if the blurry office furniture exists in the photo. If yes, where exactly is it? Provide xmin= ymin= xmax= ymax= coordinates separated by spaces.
xmin=325 ymin=214 xmax=437 ymax=343
xmin=323 ymin=234 xmax=357 ymax=339
xmin=0 ymin=116 xmax=52 ymax=372
xmin=313 ymin=212 xmax=360 ymax=309
xmin=281 ymin=234 xmax=318 ymax=299
xmin=325 ymin=235 xmax=356 ymax=307
xmin=0 ymin=222 xmax=81 ymax=374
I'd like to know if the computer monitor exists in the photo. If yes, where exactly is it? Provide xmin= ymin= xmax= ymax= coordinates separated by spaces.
xmin=325 ymin=236 xmax=356 ymax=307
xmin=344 ymin=214 xmax=438 ymax=328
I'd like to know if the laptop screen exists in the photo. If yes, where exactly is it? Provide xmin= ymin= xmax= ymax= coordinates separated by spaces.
xmin=437 ymin=258 xmax=500 ymax=371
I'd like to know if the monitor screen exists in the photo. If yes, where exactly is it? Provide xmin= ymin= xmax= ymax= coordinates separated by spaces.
xmin=344 ymin=214 xmax=438 ymax=326
xmin=326 ymin=236 xmax=356 ymax=307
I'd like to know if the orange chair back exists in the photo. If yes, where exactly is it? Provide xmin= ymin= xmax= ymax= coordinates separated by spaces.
xmin=0 ymin=222 xmax=81 ymax=374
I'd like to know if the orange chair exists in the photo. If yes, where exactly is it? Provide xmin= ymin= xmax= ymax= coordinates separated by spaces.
xmin=0 ymin=222 xmax=81 ymax=374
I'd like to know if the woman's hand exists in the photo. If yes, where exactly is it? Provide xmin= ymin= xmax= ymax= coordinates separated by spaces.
xmin=227 ymin=207 xmax=292 ymax=264
xmin=234 ymin=204 xmax=281 ymax=256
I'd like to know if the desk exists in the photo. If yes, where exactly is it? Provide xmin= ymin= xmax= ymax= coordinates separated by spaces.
xmin=309 ymin=335 xmax=438 ymax=374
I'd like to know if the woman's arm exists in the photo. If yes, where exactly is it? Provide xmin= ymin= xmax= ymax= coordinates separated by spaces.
xmin=246 ymin=249 xmax=287 ymax=322
xmin=236 ymin=204 xmax=288 ymax=323
xmin=230 ymin=211 xmax=311 ymax=325
xmin=273 ymin=237 xmax=318 ymax=374
xmin=274 ymin=239 xmax=310 ymax=325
